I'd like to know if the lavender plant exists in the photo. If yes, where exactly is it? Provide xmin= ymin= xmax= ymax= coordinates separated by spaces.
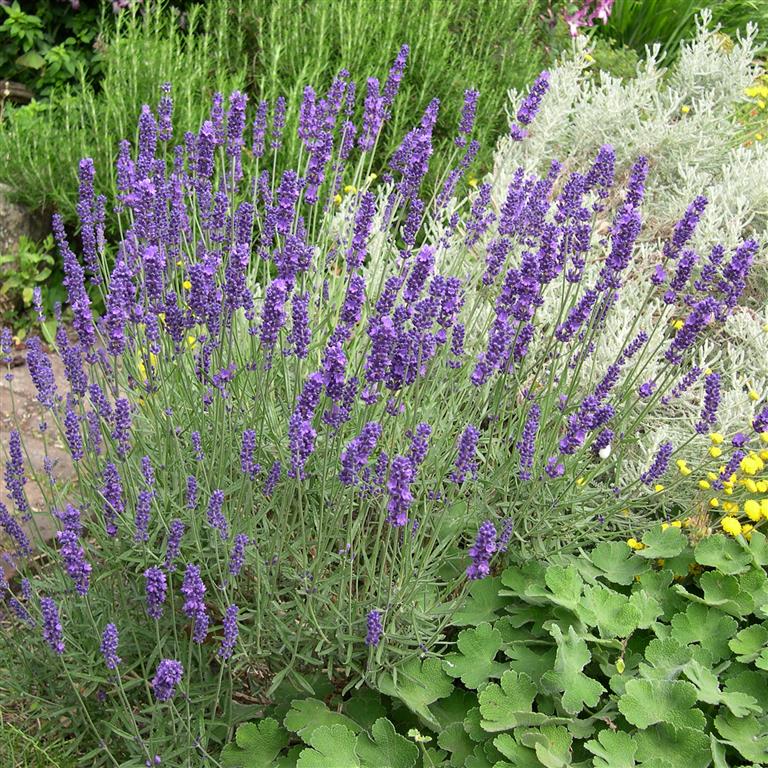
xmin=0 ymin=48 xmax=760 ymax=762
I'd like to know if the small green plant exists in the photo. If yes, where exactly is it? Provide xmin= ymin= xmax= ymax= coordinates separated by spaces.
xmin=0 ymin=233 xmax=65 ymax=333
xmin=224 ymin=527 xmax=768 ymax=767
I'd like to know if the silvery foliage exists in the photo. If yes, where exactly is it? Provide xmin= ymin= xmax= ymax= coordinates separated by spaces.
xmin=486 ymin=12 xmax=767 ymax=479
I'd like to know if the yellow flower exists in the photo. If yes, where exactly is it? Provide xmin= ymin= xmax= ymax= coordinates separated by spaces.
xmin=709 ymin=432 xmax=724 ymax=445
xmin=661 ymin=522 xmax=669 ymax=531
xmin=654 ymin=484 xmax=665 ymax=493
xmin=760 ymin=100 xmax=766 ymax=109
xmin=576 ymin=476 xmax=586 ymax=486
xmin=709 ymin=497 xmax=720 ymax=507
xmin=721 ymin=516 xmax=743 ymax=536
xmin=343 ymin=185 xmax=357 ymax=194
xmin=760 ymin=452 xmax=768 ymax=463
xmin=756 ymin=133 xmax=764 ymax=142
xmin=723 ymin=501 xmax=739 ymax=514
xmin=761 ymin=432 xmax=768 ymax=444
xmin=757 ymin=480 xmax=768 ymax=492
xmin=763 ymin=324 xmax=768 ymax=334
xmin=182 ymin=280 xmax=192 ymax=291
xmin=187 ymin=335 xmax=197 ymax=349
xmin=584 ymin=52 xmax=595 ymax=62
xmin=705 ymin=368 xmax=713 ymax=375
xmin=749 ymin=389 xmax=760 ymax=401
xmin=761 ymin=498 xmax=768 ymax=518
xmin=740 ymin=456 xmax=760 ymax=476
xmin=468 ymin=178 xmax=479 ymax=188
xmin=681 ymin=105 xmax=691 ymax=114
xmin=333 ymin=193 xmax=342 ymax=205
xmin=744 ymin=499 xmax=762 ymax=521
xmin=707 ymin=471 xmax=718 ymax=481
xmin=743 ymin=478 xmax=758 ymax=493
xmin=627 ymin=537 xmax=645 ymax=550
xmin=672 ymin=319 xmax=684 ymax=330
xmin=709 ymin=446 xmax=722 ymax=459
xmin=698 ymin=480 xmax=711 ymax=490
xmin=671 ymin=520 xmax=682 ymax=528
xmin=176 ymin=260 xmax=183 ymax=267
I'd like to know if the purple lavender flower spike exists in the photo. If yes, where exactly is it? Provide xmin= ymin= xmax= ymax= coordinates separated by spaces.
xmin=264 ymin=461 xmax=281 ymax=496
xmin=57 ymin=509 xmax=91 ymax=597
xmin=181 ymin=564 xmax=209 ymax=643
xmin=387 ymin=455 xmax=414 ymax=527
xmin=455 ymin=89 xmax=479 ymax=146
xmin=408 ymin=422 xmax=432 ymax=467
xmin=359 ymin=77 xmax=384 ymax=152
xmin=112 ymin=398 xmax=132 ymax=459
xmin=451 ymin=424 xmax=480 ymax=483
xmin=5 ymin=430 xmax=29 ymax=517
xmin=753 ymin=406 xmax=768 ymax=434
xmin=339 ymin=422 xmax=382 ymax=486
xmin=40 ymin=597 xmax=65 ymax=654
xmin=157 ymin=82 xmax=173 ymax=142
xmin=164 ymin=519 xmax=184 ymax=572
xmin=0 ymin=501 xmax=31 ymax=557
xmin=467 ymin=520 xmax=497 ymax=580
xmin=206 ymin=490 xmax=229 ymax=540
xmin=498 ymin=518 xmax=514 ymax=552
xmin=101 ymin=463 xmax=123 ymax=537
xmin=152 ymin=659 xmax=184 ymax=702
xmin=517 ymin=405 xmax=540 ymax=480
xmin=289 ymin=291 xmax=311 ymax=359
xmin=186 ymin=476 xmax=198 ymax=510
xmin=695 ymin=372 xmax=721 ymax=434
xmin=240 ymin=430 xmax=260 ymax=480
xmin=365 ymin=609 xmax=383 ymax=647
xmin=347 ymin=192 xmax=376 ymax=272
xmin=640 ymin=442 xmax=673 ymax=486
xmin=100 ymin=623 xmax=121 ymax=670
xmin=260 ymin=279 xmax=289 ymax=352
xmin=228 ymin=533 xmax=249 ymax=577
xmin=134 ymin=490 xmax=152 ymax=543
xmin=382 ymin=44 xmax=409 ymax=112
xmin=664 ymin=196 xmax=708 ymax=260
xmin=218 ymin=604 xmax=239 ymax=660
xmin=26 ymin=337 xmax=58 ymax=409
xmin=144 ymin=567 xmax=167 ymax=619
xmin=252 ymin=99 xmax=268 ymax=158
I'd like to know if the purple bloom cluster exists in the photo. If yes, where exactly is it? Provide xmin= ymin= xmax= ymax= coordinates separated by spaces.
xmin=365 ymin=609 xmax=383 ymax=647
xmin=144 ymin=566 xmax=167 ymax=620
xmin=56 ymin=504 xmax=91 ymax=596
xmin=339 ymin=422 xmax=382 ymax=485
xmin=640 ymin=442 xmax=673 ymax=486
xmin=100 ymin=623 xmax=121 ymax=670
xmin=206 ymin=490 xmax=229 ymax=540
xmin=386 ymin=455 xmax=414 ymax=527
xmin=152 ymin=659 xmax=184 ymax=702
xmin=451 ymin=424 xmax=480 ymax=484
xmin=181 ymin=564 xmax=209 ymax=643
xmin=696 ymin=372 xmax=721 ymax=434
xmin=467 ymin=520 xmax=496 ymax=580
xmin=40 ymin=596 xmax=64 ymax=654
xmin=218 ymin=604 xmax=239 ymax=660
xmin=228 ymin=533 xmax=249 ymax=577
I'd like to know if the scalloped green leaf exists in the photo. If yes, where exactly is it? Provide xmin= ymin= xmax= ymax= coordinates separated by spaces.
xmin=342 ymin=688 xmax=387 ymax=731
xmin=504 ymin=641 xmax=556 ymax=684
xmin=729 ymin=623 xmax=768 ymax=663
xmin=221 ymin=718 xmax=290 ymax=768
xmin=638 ymin=636 xmax=692 ymax=680
xmin=669 ymin=603 xmax=738 ymax=662
xmin=683 ymin=659 xmax=761 ymax=717
xmin=436 ymin=721 xmax=474 ymax=767
xmin=590 ymin=541 xmax=649 ymax=585
xmin=634 ymin=527 xmax=686 ymax=559
xmin=284 ymin=699 xmax=361 ymax=742
xmin=635 ymin=724 xmax=710 ymax=768
xmin=579 ymin=585 xmax=641 ymax=638
xmin=521 ymin=725 xmax=572 ymax=768
xmin=715 ymin=711 xmax=768 ymax=763
xmin=694 ymin=534 xmax=752 ymax=575
xmin=429 ymin=688 xmax=475 ymax=729
xmin=296 ymin=724 xmax=359 ymax=768
xmin=634 ymin=569 xmax=687 ymax=619
xmin=452 ymin=576 xmax=508 ymax=626
xmin=442 ymin=622 xmax=505 ymax=689
xmin=540 ymin=624 xmax=605 ymax=715
xmin=618 ymin=679 xmax=704 ymax=730
xmin=724 ymin=669 xmax=768 ymax=713
xmin=745 ymin=530 xmax=768 ymax=567
xmin=478 ymin=669 xmax=545 ymax=731
xmin=544 ymin=564 xmax=583 ymax=611
xmin=355 ymin=718 xmax=418 ymax=768
xmin=585 ymin=729 xmax=638 ymax=768
xmin=493 ymin=733 xmax=540 ymax=768
xmin=628 ymin=590 xmax=663 ymax=628
xmin=376 ymin=658 xmax=452 ymax=728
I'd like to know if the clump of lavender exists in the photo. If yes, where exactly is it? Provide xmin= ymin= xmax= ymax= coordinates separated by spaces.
xmin=0 ymin=45 xmax=759 ymax=763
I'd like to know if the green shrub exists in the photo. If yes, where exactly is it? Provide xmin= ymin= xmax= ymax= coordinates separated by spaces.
xmin=224 ymin=526 xmax=768 ymax=767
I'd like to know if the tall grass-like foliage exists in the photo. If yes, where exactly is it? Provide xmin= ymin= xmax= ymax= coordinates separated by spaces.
xmin=0 ymin=52 xmax=760 ymax=762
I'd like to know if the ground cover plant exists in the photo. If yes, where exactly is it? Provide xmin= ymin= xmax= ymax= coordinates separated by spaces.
xmin=0 ymin=31 xmax=765 ymax=768
xmin=222 ymin=523 xmax=768 ymax=767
